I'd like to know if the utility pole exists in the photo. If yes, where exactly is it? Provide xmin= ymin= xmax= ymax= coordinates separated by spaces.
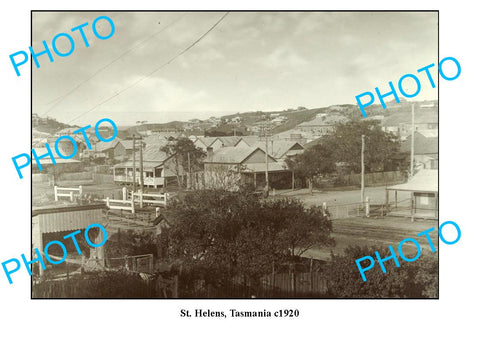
xmin=361 ymin=134 xmax=365 ymax=206
xmin=139 ymin=138 xmax=144 ymax=192
xmin=187 ymin=152 xmax=191 ymax=190
xmin=264 ymin=115 xmax=270 ymax=196
xmin=410 ymin=104 xmax=415 ymax=178
xmin=132 ymin=135 xmax=136 ymax=192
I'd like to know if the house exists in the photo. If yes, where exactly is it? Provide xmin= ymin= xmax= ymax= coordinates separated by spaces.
xmin=194 ymin=137 xmax=218 ymax=151
xmin=238 ymin=135 xmax=261 ymax=146
xmin=382 ymin=107 xmax=438 ymax=140
xmin=93 ymin=139 xmax=119 ymax=161
xmin=32 ymin=204 xmax=106 ymax=277
xmin=400 ymin=131 xmax=438 ymax=169
xmin=196 ymin=136 xmax=243 ymax=152
xmin=113 ymin=140 xmax=136 ymax=161
xmin=113 ymin=144 xmax=184 ymax=188
xmin=297 ymin=114 xmax=348 ymax=137
xmin=203 ymin=145 xmax=292 ymax=190
xmin=386 ymin=169 xmax=438 ymax=220
xmin=251 ymin=140 xmax=305 ymax=162
xmin=31 ymin=147 xmax=82 ymax=176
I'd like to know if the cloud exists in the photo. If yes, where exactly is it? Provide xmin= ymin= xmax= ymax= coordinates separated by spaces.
xmin=260 ymin=45 xmax=308 ymax=70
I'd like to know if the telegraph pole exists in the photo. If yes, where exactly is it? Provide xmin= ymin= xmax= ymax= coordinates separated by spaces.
xmin=264 ymin=115 xmax=270 ymax=195
xmin=139 ymin=138 xmax=144 ymax=192
xmin=361 ymin=134 xmax=365 ymax=206
xmin=132 ymin=135 xmax=136 ymax=192
xmin=410 ymin=104 xmax=415 ymax=178
xmin=187 ymin=152 xmax=191 ymax=189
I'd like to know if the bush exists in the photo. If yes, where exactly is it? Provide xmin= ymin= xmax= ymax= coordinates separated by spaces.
xmin=323 ymin=245 xmax=438 ymax=298
xmin=74 ymin=271 xmax=153 ymax=298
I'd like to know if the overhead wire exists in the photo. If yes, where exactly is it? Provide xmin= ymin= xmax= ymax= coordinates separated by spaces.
xmin=66 ymin=12 xmax=229 ymax=125
xmin=43 ymin=13 xmax=187 ymax=115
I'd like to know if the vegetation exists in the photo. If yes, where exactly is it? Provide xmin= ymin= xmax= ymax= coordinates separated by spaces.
xmin=161 ymin=137 xmax=206 ymax=188
xmin=163 ymin=190 xmax=334 ymax=288
xmin=287 ymin=120 xmax=401 ymax=186
xmin=105 ymin=229 xmax=157 ymax=258
xmin=323 ymin=245 xmax=438 ymax=298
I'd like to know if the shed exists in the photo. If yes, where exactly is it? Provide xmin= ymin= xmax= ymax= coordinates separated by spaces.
xmin=32 ymin=204 xmax=105 ymax=276
xmin=386 ymin=169 xmax=438 ymax=220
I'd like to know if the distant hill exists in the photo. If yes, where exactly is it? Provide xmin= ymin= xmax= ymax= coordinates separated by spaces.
xmin=66 ymin=99 xmax=438 ymax=139
xmin=34 ymin=116 xmax=75 ymax=134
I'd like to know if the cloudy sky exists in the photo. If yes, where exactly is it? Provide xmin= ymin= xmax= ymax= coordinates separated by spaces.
xmin=32 ymin=11 xmax=438 ymax=126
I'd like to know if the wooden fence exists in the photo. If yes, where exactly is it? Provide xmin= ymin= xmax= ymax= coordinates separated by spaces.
xmin=179 ymin=272 xmax=329 ymax=298
xmin=54 ymin=185 xmax=82 ymax=201
xmin=105 ymin=196 xmax=135 ymax=213
xmin=332 ymin=171 xmax=407 ymax=187
xmin=130 ymin=191 xmax=168 ymax=208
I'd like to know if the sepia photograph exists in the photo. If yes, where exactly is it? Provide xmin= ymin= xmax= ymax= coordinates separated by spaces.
xmin=30 ymin=11 xmax=439 ymax=298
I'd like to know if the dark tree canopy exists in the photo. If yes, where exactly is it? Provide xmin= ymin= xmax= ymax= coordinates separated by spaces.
xmin=287 ymin=120 xmax=400 ymax=177
xmin=161 ymin=137 xmax=206 ymax=187
xmin=323 ymin=245 xmax=438 ymax=298
xmin=164 ymin=190 xmax=334 ymax=283
xmin=285 ymin=141 xmax=336 ymax=180
xmin=322 ymin=120 xmax=400 ymax=173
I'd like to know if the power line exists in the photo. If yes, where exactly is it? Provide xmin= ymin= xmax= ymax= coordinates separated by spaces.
xmin=43 ymin=13 xmax=186 ymax=115
xmin=67 ymin=12 xmax=229 ymax=125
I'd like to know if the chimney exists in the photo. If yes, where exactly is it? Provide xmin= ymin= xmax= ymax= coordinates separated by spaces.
xmin=207 ymin=146 xmax=213 ymax=158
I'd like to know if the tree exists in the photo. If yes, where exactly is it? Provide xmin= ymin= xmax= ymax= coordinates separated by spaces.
xmin=161 ymin=137 xmax=206 ymax=188
xmin=285 ymin=141 xmax=336 ymax=193
xmin=322 ymin=245 xmax=438 ymax=298
xmin=322 ymin=120 xmax=400 ymax=173
xmin=165 ymin=190 xmax=334 ymax=286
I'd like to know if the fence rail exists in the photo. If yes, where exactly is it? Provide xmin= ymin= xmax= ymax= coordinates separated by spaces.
xmin=104 ymin=196 xmax=135 ymax=213
xmin=54 ymin=185 xmax=82 ymax=201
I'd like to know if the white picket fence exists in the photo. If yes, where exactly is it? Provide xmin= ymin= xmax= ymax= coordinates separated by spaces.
xmin=130 ymin=191 xmax=168 ymax=208
xmin=54 ymin=185 xmax=83 ymax=202
xmin=103 ymin=187 xmax=168 ymax=213
xmin=105 ymin=196 xmax=135 ymax=214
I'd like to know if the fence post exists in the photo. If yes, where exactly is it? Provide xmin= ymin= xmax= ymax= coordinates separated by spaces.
xmin=322 ymin=202 xmax=327 ymax=217
xmin=106 ymin=197 xmax=110 ymax=208
xmin=79 ymin=185 xmax=83 ymax=196
xmin=69 ymin=191 xmax=74 ymax=202
xmin=122 ymin=187 xmax=127 ymax=201
xmin=131 ymin=194 xmax=135 ymax=214
xmin=54 ymin=186 xmax=58 ymax=201
xmin=139 ymin=190 xmax=143 ymax=209
xmin=365 ymin=196 xmax=370 ymax=217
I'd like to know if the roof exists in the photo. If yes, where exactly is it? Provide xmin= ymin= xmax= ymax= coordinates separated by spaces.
xmin=243 ymin=162 xmax=288 ymax=173
xmin=417 ymin=129 xmax=438 ymax=138
xmin=114 ymin=160 xmax=165 ymax=170
xmin=251 ymin=141 xmax=304 ymax=158
xmin=31 ymin=148 xmax=81 ymax=165
xmin=95 ymin=139 xmax=119 ymax=152
xmin=387 ymin=169 xmax=438 ymax=193
xmin=118 ymin=140 xmax=135 ymax=150
xmin=33 ymin=204 xmax=104 ymax=233
xmin=142 ymin=145 xmax=170 ymax=162
xmin=400 ymin=132 xmax=438 ymax=155
xmin=205 ymin=146 xmax=276 ymax=164
xmin=195 ymin=137 xmax=218 ymax=147
xmin=215 ymin=136 xmax=242 ymax=147
xmin=238 ymin=136 xmax=261 ymax=146
xmin=298 ymin=114 xmax=348 ymax=127
xmin=383 ymin=110 xmax=438 ymax=127
xmin=143 ymin=133 xmax=182 ymax=148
